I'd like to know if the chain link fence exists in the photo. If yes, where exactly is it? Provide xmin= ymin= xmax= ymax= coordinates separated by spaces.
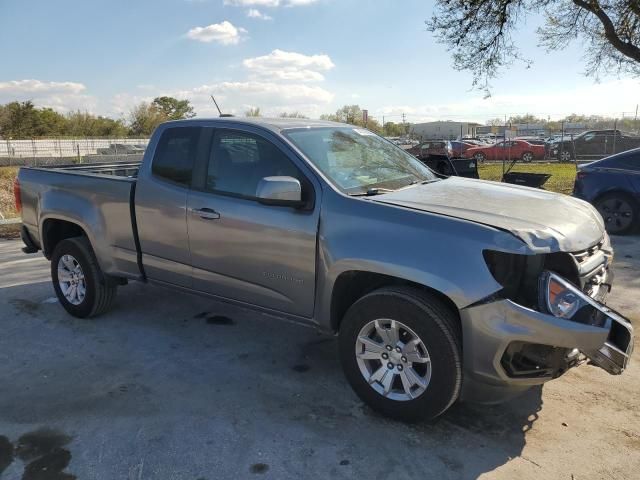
xmin=0 ymin=138 xmax=150 ymax=166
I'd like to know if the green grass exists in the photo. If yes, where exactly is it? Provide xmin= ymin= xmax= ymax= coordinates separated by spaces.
xmin=478 ymin=162 xmax=577 ymax=195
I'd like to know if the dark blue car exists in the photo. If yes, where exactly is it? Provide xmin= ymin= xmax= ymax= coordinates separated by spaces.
xmin=573 ymin=148 xmax=640 ymax=234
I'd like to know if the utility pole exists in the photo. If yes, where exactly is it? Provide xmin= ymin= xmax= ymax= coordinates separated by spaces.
xmin=402 ymin=112 xmax=407 ymax=136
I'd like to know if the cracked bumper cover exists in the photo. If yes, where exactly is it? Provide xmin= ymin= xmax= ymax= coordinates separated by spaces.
xmin=459 ymin=296 xmax=634 ymax=403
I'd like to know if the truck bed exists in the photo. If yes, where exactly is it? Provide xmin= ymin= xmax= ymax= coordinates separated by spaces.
xmin=18 ymin=162 xmax=143 ymax=280
xmin=33 ymin=160 xmax=141 ymax=178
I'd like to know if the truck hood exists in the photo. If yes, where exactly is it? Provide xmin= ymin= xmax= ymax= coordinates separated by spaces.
xmin=372 ymin=177 xmax=604 ymax=253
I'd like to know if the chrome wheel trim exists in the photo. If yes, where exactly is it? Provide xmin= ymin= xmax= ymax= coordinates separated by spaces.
xmin=474 ymin=153 xmax=485 ymax=162
xmin=522 ymin=152 xmax=533 ymax=162
xmin=560 ymin=151 xmax=571 ymax=161
xmin=57 ymin=254 xmax=86 ymax=305
xmin=598 ymin=198 xmax=634 ymax=233
xmin=355 ymin=319 xmax=432 ymax=401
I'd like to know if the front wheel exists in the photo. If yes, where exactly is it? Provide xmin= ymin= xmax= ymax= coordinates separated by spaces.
xmin=339 ymin=286 xmax=462 ymax=421
xmin=51 ymin=237 xmax=118 ymax=318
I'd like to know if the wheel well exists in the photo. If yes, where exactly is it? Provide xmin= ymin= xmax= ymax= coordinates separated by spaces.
xmin=42 ymin=219 xmax=87 ymax=258
xmin=330 ymin=270 xmax=460 ymax=333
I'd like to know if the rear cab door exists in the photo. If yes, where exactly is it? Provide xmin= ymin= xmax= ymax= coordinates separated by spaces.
xmin=186 ymin=123 xmax=321 ymax=319
xmin=135 ymin=125 xmax=206 ymax=287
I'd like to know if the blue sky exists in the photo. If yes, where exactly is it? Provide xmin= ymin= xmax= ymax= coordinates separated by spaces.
xmin=1 ymin=0 xmax=639 ymax=123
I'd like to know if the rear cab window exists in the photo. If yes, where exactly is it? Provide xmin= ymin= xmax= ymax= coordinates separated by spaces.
xmin=152 ymin=127 xmax=201 ymax=186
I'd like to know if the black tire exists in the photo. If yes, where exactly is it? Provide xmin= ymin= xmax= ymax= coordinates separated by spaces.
xmin=339 ymin=286 xmax=462 ymax=422
xmin=594 ymin=193 xmax=638 ymax=235
xmin=557 ymin=149 xmax=573 ymax=162
xmin=521 ymin=151 xmax=534 ymax=163
xmin=474 ymin=152 xmax=486 ymax=163
xmin=51 ymin=237 xmax=117 ymax=318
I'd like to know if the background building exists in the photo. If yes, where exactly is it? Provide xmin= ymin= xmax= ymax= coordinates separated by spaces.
xmin=410 ymin=121 xmax=480 ymax=140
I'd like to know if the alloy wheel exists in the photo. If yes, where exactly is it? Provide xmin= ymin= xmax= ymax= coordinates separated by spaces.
xmin=355 ymin=319 xmax=432 ymax=401
xmin=57 ymin=254 xmax=86 ymax=305
xmin=597 ymin=197 xmax=634 ymax=234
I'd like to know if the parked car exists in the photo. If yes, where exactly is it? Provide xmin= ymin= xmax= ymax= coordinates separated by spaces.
xmin=463 ymin=139 xmax=546 ymax=162
xmin=573 ymin=147 xmax=640 ymax=234
xmin=406 ymin=141 xmax=479 ymax=178
xmin=449 ymin=140 xmax=476 ymax=158
xmin=15 ymin=118 xmax=633 ymax=421
xmin=405 ymin=141 xmax=449 ymax=159
xmin=421 ymin=156 xmax=479 ymax=179
xmin=550 ymin=130 xmax=640 ymax=162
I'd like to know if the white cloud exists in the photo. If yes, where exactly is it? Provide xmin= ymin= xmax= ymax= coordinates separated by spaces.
xmin=186 ymin=21 xmax=247 ymax=45
xmin=0 ymin=79 xmax=86 ymax=95
xmin=243 ymin=49 xmax=334 ymax=82
xmin=168 ymin=81 xmax=334 ymax=117
xmin=246 ymin=8 xmax=273 ymax=20
xmin=224 ymin=0 xmax=319 ymax=7
xmin=0 ymin=79 xmax=97 ymax=113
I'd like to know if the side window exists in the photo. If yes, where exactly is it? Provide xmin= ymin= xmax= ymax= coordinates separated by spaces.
xmin=206 ymin=130 xmax=300 ymax=198
xmin=152 ymin=127 xmax=201 ymax=186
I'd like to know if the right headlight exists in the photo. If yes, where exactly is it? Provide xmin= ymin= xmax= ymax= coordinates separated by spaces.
xmin=539 ymin=271 xmax=634 ymax=375
xmin=542 ymin=272 xmax=590 ymax=319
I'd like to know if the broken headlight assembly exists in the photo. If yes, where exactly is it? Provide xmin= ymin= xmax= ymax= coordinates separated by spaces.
xmin=539 ymin=271 xmax=634 ymax=374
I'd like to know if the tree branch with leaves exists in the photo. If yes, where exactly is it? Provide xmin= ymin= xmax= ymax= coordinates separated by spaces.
xmin=427 ymin=0 xmax=640 ymax=92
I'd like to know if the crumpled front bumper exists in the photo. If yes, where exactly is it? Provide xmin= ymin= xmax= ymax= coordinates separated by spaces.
xmin=459 ymin=294 xmax=634 ymax=403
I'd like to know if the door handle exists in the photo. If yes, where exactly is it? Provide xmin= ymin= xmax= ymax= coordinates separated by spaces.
xmin=190 ymin=207 xmax=220 ymax=220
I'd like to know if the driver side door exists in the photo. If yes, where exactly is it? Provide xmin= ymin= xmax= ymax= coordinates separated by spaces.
xmin=186 ymin=126 xmax=321 ymax=318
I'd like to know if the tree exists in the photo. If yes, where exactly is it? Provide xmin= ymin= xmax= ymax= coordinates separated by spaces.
xmin=245 ymin=107 xmax=262 ymax=117
xmin=485 ymin=118 xmax=505 ymax=126
xmin=152 ymin=96 xmax=195 ymax=120
xmin=278 ymin=111 xmax=308 ymax=118
xmin=321 ymin=105 xmax=384 ymax=134
xmin=382 ymin=121 xmax=405 ymax=137
xmin=66 ymin=111 xmax=128 ymax=137
xmin=129 ymin=102 xmax=167 ymax=137
xmin=428 ymin=1 xmax=640 ymax=91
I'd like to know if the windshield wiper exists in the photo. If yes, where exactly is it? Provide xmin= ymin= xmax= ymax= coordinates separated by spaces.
xmin=348 ymin=187 xmax=397 ymax=197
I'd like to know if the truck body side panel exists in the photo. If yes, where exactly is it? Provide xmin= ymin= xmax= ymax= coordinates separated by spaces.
xmin=18 ymin=168 xmax=140 ymax=279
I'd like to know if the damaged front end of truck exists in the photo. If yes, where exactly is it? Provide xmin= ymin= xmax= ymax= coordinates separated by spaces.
xmin=460 ymin=233 xmax=634 ymax=402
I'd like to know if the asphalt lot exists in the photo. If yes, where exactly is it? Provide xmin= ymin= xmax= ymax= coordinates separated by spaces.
xmin=0 ymin=237 xmax=639 ymax=480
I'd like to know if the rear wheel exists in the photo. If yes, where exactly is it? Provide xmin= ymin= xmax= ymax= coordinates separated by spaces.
xmin=474 ymin=152 xmax=486 ymax=163
xmin=521 ymin=151 xmax=534 ymax=163
xmin=51 ymin=237 xmax=118 ymax=318
xmin=558 ymin=150 xmax=573 ymax=162
xmin=339 ymin=286 xmax=462 ymax=421
xmin=595 ymin=193 xmax=637 ymax=235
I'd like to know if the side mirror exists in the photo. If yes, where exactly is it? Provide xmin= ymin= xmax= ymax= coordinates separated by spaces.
xmin=256 ymin=176 xmax=303 ymax=207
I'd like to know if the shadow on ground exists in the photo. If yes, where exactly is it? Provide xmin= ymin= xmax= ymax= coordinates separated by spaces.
xmin=0 ymin=272 xmax=543 ymax=479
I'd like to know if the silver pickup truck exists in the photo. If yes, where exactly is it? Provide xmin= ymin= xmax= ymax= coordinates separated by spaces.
xmin=15 ymin=118 xmax=634 ymax=421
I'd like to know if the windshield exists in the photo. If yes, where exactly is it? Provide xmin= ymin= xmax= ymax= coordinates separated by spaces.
xmin=283 ymin=127 xmax=437 ymax=194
